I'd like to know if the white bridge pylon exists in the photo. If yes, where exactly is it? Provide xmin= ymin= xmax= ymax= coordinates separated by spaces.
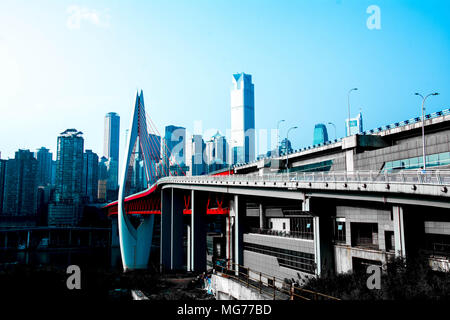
xmin=118 ymin=90 xmax=155 ymax=271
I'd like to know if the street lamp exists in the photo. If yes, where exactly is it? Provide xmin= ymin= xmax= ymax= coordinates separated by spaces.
xmin=327 ymin=122 xmax=337 ymax=141
xmin=347 ymin=88 xmax=358 ymax=136
xmin=276 ymin=120 xmax=285 ymax=156
xmin=415 ymin=92 xmax=439 ymax=170
xmin=286 ymin=126 xmax=298 ymax=173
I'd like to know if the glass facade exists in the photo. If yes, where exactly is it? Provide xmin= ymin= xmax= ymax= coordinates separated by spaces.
xmin=381 ymin=151 xmax=450 ymax=172
xmin=313 ymin=123 xmax=329 ymax=145
xmin=231 ymin=73 xmax=255 ymax=164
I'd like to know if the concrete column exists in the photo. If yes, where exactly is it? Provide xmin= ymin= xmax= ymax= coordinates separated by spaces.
xmin=68 ymin=229 xmax=72 ymax=247
xmin=233 ymin=195 xmax=245 ymax=275
xmin=111 ymin=218 xmax=120 ymax=247
xmin=393 ymin=205 xmax=406 ymax=258
xmin=4 ymin=233 xmax=7 ymax=249
xmin=160 ymin=188 xmax=172 ymax=271
xmin=191 ymin=190 xmax=207 ymax=272
xmin=88 ymin=231 xmax=92 ymax=246
xmin=259 ymin=203 xmax=265 ymax=229
xmin=313 ymin=216 xmax=321 ymax=276
xmin=225 ymin=213 xmax=233 ymax=269
xmin=345 ymin=149 xmax=354 ymax=172
xmin=187 ymin=224 xmax=191 ymax=272
xmin=171 ymin=189 xmax=184 ymax=270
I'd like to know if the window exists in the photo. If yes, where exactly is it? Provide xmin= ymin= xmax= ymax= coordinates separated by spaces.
xmin=351 ymin=223 xmax=379 ymax=250
xmin=385 ymin=231 xmax=395 ymax=252
xmin=333 ymin=218 xmax=346 ymax=244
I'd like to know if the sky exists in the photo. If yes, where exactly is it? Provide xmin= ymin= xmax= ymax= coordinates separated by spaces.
xmin=1 ymin=0 xmax=450 ymax=163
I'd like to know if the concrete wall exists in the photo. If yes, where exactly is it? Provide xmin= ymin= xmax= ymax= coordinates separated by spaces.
xmin=354 ymin=130 xmax=450 ymax=171
xmin=211 ymin=273 xmax=270 ymax=300
xmin=424 ymin=221 xmax=450 ymax=235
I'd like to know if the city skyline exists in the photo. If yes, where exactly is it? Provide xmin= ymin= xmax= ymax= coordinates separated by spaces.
xmin=1 ymin=1 xmax=450 ymax=163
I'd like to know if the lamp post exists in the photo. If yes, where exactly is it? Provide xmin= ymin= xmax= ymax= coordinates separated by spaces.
xmin=327 ymin=122 xmax=337 ymax=141
xmin=414 ymin=92 xmax=439 ymax=170
xmin=347 ymin=88 xmax=358 ymax=136
xmin=276 ymin=120 xmax=285 ymax=156
xmin=286 ymin=126 xmax=298 ymax=174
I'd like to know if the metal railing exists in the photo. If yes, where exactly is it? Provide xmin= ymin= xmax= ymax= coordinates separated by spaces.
xmin=213 ymin=259 xmax=340 ymax=301
xmin=159 ymin=170 xmax=450 ymax=187
xmin=249 ymin=227 xmax=314 ymax=240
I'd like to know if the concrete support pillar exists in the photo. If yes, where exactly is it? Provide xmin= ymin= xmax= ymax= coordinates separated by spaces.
xmin=111 ymin=218 xmax=120 ymax=247
xmin=160 ymin=188 xmax=172 ymax=271
xmin=232 ymin=195 xmax=245 ymax=275
xmin=191 ymin=190 xmax=207 ymax=272
xmin=225 ymin=213 xmax=233 ymax=270
xmin=88 ymin=231 xmax=92 ymax=246
xmin=171 ymin=189 xmax=184 ymax=270
xmin=68 ymin=230 xmax=72 ymax=247
xmin=345 ymin=149 xmax=355 ymax=172
xmin=4 ymin=233 xmax=7 ymax=249
xmin=187 ymin=224 xmax=191 ymax=272
xmin=259 ymin=203 xmax=265 ymax=229
xmin=313 ymin=216 xmax=321 ymax=276
xmin=393 ymin=205 xmax=406 ymax=258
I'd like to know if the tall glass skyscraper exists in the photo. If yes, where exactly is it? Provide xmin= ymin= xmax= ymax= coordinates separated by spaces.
xmin=82 ymin=149 xmax=99 ymax=203
xmin=313 ymin=124 xmax=329 ymax=145
xmin=231 ymin=73 xmax=255 ymax=164
xmin=163 ymin=125 xmax=186 ymax=175
xmin=36 ymin=147 xmax=53 ymax=187
xmin=104 ymin=112 xmax=120 ymax=161
xmin=103 ymin=112 xmax=120 ymax=194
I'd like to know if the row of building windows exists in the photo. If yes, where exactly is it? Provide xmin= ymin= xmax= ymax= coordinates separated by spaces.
xmin=382 ymin=151 xmax=450 ymax=172
xmin=243 ymin=242 xmax=315 ymax=274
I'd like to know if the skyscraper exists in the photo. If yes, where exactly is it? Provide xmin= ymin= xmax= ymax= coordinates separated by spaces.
xmin=346 ymin=112 xmax=363 ymax=136
xmin=313 ymin=124 xmax=329 ymax=145
xmin=104 ymin=112 xmax=120 ymax=161
xmin=82 ymin=149 xmax=99 ymax=202
xmin=2 ymin=150 xmax=38 ymax=217
xmin=279 ymin=138 xmax=293 ymax=155
xmin=103 ymin=112 xmax=120 ymax=194
xmin=191 ymin=134 xmax=205 ymax=176
xmin=36 ymin=147 xmax=53 ymax=187
xmin=205 ymin=131 xmax=228 ymax=172
xmin=231 ymin=72 xmax=255 ymax=164
xmin=163 ymin=125 xmax=186 ymax=175
xmin=49 ymin=129 xmax=84 ymax=226
xmin=97 ymin=156 xmax=108 ymax=202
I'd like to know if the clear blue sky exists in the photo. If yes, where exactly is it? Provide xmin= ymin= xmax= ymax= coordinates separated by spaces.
xmin=1 ymin=0 xmax=449 ymax=162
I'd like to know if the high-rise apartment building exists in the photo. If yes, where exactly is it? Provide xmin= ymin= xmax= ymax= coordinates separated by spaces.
xmin=313 ymin=124 xmax=329 ymax=145
xmin=2 ymin=150 xmax=38 ymax=217
xmin=36 ymin=147 xmax=53 ymax=187
xmin=82 ymin=149 xmax=99 ymax=203
xmin=49 ymin=129 xmax=84 ymax=226
xmin=231 ymin=72 xmax=255 ymax=164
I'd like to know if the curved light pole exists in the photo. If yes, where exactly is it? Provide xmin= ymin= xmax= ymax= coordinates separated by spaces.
xmin=347 ymin=88 xmax=358 ymax=136
xmin=276 ymin=119 xmax=285 ymax=156
xmin=415 ymin=92 xmax=439 ymax=170
xmin=228 ymin=139 xmax=238 ymax=173
xmin=327 ymin=122 xmax=337 ymax=141
xmin=286 ymin=126 xmax=298 ymax=173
